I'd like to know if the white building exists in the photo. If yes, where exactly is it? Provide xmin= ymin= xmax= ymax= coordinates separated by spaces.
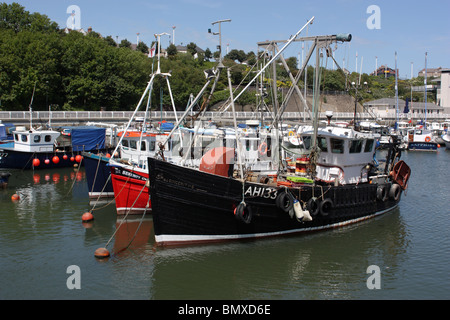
xmin=438 ymin=69 xmax=450 ymax=110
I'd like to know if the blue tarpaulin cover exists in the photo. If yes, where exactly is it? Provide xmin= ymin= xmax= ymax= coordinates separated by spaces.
xmin=61 ymin=126 xmax=106 ymax=151
xmin=0 ymin=125 xmax=6 ymax=140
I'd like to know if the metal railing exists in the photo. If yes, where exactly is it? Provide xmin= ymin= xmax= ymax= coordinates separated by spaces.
xmin=1 ymin=110 xmax=449 ymax=125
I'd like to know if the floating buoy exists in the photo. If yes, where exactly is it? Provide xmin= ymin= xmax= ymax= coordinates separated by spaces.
xmin=52 ymin=156 xmax=60 ymax=164
xmin=11 ymin=193 xmax=20 ymax=201
xmin=75 ymin=155 xmax=83 ymax=163
xmin=44 ymin=159 xmax=50 ymax=165
xmin=70 ymin=156 xmax=75 ymax=162
xmin=32 ymin=158 xmax=40 ymax=167
xmin=81 ymin=211 xmax=94 ymax=222
xmin=63 ymin=154 xmax=68 ymax=160
xmin=437 ymin=144 xmax=441 ymax=148
xmin=94 ymin=247 xmax=110 ymax=259
xmin=106 ymin=153 xmax=111 ymax=158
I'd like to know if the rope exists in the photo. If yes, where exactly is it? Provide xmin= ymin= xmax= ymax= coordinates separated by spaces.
xmin=104 ymin=180 xmax=148 ymax=250
xmin=66 ymin=157 xmax=83 ymax=196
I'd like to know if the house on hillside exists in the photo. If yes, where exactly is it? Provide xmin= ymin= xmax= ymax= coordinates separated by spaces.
xmin=418 ymin=67 xmax=443 ymax=78
xmin=176 ymin=45 xmax=205 ymax=55
xmin=370 ymin=65 xmax=398 ymax=78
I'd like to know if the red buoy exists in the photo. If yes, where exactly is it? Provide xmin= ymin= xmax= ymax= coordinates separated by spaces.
xmin=52 ymin=156 xmax=60 ymax=164
xmin=11 ymin=193 xmax=20 ymax=201
xmin=75 ymin=155 xmax=83 ymax=163
xmin=63 ymin=154 xmax=68 ymax=160
xmin=94 ymin=248 xmax=110 ymax=259
xmin=44 ymin=159 xmax=50 ymax=165
xmin=32 ymin=158 xmax=40 ymax=167
xmin=70 ymin=156 xmax=75 ymax=162
xmin=81 ymin=211 xmax=94 ymax=222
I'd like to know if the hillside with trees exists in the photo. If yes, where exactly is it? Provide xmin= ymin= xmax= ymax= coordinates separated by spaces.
xmin=0 ymin=2 xmax=435 ymax=114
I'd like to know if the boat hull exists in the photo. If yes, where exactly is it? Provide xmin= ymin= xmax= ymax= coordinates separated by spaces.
xmin=148 ymin=158 xmax=402 ymax=247
xmin=82 ymin=152 xmax=114 ymax=199
xmin=110 ymin=165 xmax=150 ymax=215
xmin=0 ymin=148 xmax=83 ymax=169
xmin=407 ymin=141 xmax=438 ymax=151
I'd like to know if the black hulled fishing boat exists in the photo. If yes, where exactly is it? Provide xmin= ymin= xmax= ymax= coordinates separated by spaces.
xmin=146 ymin=19 xmax=412 ymax=246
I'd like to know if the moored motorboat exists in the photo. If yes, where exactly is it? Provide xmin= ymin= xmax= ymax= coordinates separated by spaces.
xmin=405 ymin=127 xmax=438 ymax=151
xmin=0 ymin=126 xmax=108 ymax=170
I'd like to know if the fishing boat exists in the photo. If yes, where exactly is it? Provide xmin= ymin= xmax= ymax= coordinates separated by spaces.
xmin=0 ymin=126 xmax=108 ymax=170
xmin=405 ymin=127 xmax=438 ymax=151
xmin=145 ymin=20 xmax=411 ymax=247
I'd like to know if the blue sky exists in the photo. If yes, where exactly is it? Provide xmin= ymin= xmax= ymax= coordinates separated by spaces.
xmin=5 ymin=0 xmax=450 ymax=79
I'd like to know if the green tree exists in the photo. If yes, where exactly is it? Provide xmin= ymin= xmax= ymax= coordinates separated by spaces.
xmin=166 ymin=43 xmax=177 ymax=58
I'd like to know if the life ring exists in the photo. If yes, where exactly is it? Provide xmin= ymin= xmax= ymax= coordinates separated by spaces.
xmin=276 ymin=191 xmax=294 ymax=213
xmin=234 ymin=203 xmax=252 ymax=224
xmin=258 ymin=142 xmax=268 ymax=156
xmin=306 ymin=197 xmax=320 ymax=216
xmin=425 ymin=136 xmax=431 ymax=142
xmin=389 ymin=183 xmax=401 ymax=201
xmin=319 ymin=198 xmax=334 ymax=216
xmin=377 ymin=185 xmax=388 ymax=201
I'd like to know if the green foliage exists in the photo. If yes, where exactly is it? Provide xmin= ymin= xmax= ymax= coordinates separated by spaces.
xmin=0 ymin=2 xmax=436 ymax=113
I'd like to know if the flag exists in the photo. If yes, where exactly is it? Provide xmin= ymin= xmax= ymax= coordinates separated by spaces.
xmin=148 ymin=43 xmax=156 ymax=58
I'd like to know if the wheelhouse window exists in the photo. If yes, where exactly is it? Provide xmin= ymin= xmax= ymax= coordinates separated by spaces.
xmin=318 ymin=137 xmax=328 ymax=152
xmin=301 ymin=136 xmax=312 ymax=150
xmin=140 ymin=141 xmax=146 ymax=151
xmin=364 ymin=139 xmax=374 ymax=152
xmin=122 ymin=139 xmax=129 ymax=149
xmin=44 ymin=135 xmax=51 ymax=142
xmin=330 ymin=138 xmax=344 ymax=154
xmin=21 ymin=134 xmax=28 ymax=142
xmin=129 ymin=140 xmax=137 ymax=150
xmin=349 ymin=140 xmax=363 ymax=153
xmin=34 ymin=135 xmax=41 ymax=143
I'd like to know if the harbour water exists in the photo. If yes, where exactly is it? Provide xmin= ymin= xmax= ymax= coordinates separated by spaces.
xmin=0 ymin=149 xmax=449 ymax=300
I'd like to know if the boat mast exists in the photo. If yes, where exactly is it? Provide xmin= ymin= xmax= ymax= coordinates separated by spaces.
xmin=28 ymin=82 xmax=36 ymax=130
xmin=395 ymin=51 xmax=399 ymax=130
xmin=424 ymin=52 xmax=428 ymax=127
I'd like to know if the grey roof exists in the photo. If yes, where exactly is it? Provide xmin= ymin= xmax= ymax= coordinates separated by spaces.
xmin=363 ymin=98 xmax=405 ymax=106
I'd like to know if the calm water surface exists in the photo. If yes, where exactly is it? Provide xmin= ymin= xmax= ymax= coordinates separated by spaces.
xmin=0 ymin=149 xmax=449 ymax=300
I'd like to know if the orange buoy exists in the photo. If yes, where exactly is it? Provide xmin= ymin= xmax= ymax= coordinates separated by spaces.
xmin=70 ymin=156 xmax=75 ymax=162
xmin=75 ymin=155 xmax=83 ymax=163
xmin=52 ymin=156 xmax=60 ymax=164
xmin=63 ymin=154 xmax=68 ymax=160
xmin=11 ymin=193 xmax=20 ymax=201
xmin=94 ymin=247 xmax=110 ymax=259
xmin=81 ymin=211 xmax=94 ymax=222
xmin=32 ymin=158 xmax=40 ymax=167
xmin=44 ymin=159 xmax=50 ymax=165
